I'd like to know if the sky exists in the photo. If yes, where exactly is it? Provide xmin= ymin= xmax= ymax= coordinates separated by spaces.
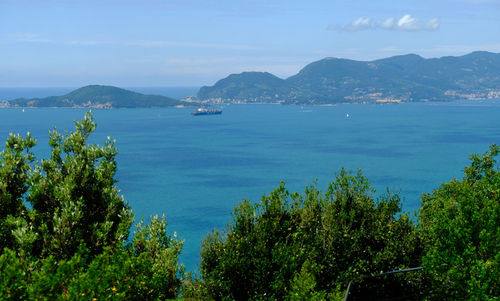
xmin=1 ymin=0 xmax=499 ymax=87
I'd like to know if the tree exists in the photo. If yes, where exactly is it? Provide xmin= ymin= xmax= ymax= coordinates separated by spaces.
xmin=200 ymin=169 xmax=423 ymax=300
xmin=28 ymin=112 xmax=133 ymax=259
xmin=0 ymin=112 xmax=183 ymax=300
xmin=0 ymin=132 xmax=36 ymax=252
xmin=419 ymin=144 xmax=500 ymax=300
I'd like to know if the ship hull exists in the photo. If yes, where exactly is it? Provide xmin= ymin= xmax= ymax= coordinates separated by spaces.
xmin=191 ymin=109 xmax=222 ymax=116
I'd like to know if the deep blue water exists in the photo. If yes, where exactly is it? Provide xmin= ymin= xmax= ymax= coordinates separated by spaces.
xmin=1 ymin=98 xmax=499 ymax=272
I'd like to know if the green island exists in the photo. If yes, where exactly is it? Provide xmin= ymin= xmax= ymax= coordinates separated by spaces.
xmin=4 ymin=85 xmax=188 ymax=108
xmin=1 ymin=112 xmax=498 ymax=300
xmin=3 ymin=52 xmax=500 ymax=109
xmin=197 ymin=51 xmax=500 ymax=105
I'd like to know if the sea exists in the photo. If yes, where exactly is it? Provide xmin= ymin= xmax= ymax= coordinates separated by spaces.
xmin=1 ymin=87 xmax=499 ymax=272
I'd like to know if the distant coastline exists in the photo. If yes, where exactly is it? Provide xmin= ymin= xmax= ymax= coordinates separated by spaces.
xmin=197 ymin=51 xmax=500 ymax=105
xmin=1 ymin=85 xmax=196 ymax=109
xmin=3 ymin=51 xmax=500 ymax=108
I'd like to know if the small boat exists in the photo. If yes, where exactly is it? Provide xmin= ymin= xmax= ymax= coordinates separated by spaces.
xmin=191 ymin=107 xmax=222 ymax=116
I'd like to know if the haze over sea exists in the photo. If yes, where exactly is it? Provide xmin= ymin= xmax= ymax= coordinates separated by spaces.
xmin=1 ymin=87 xmax=499 ymax=272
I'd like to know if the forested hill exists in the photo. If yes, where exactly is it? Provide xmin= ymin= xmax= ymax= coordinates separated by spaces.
xmin=197 ymin=51 xmax=500 ymax=104
xmin=7 ymin=85 xmax=187 ymax=108
xmin=197 ymin=72 xmax=290 ymax=103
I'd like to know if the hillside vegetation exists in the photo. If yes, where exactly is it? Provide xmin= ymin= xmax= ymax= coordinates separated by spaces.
xmin=198 ymin=51 xmax=500 ymax=104
xmin=0 ymin=113 xmax=498 ymax=300
xmin=8 ymin=85 xmax=185 ymax=108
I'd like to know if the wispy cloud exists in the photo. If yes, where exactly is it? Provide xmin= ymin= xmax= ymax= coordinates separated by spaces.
xmin=416 ymin=43 xmax=500 ymax=55
xmin=328 ymin=15 xmax=440 ymax=32
xmin=161 ymin=55 xmax=310 ymax=78
xmin=381 ymin=46 xmax=404 ymax=52
xmin=342 ymin=17 xmax=372 ymax=32
xmin=0 ymin=33 xmax=263 ymax=51
xmin=123 ymin=40 xmax=263 ymax=51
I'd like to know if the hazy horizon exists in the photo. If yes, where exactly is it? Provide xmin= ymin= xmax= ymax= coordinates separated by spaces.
xmin=2 ymin=0 xmax=499 ymax=87
xmin=1 ymin=50 xmax=499 ymax=89
xmin=0 ymin=86 xmax=201 ymax=100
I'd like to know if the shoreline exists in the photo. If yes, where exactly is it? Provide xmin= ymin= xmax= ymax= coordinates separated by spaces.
xmin=2 ymin=97 xmax=500 ymax=109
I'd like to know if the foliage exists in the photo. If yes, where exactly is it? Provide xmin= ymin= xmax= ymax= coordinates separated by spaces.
xmin=10 ymin=85 xmax=184 ymax=108
xmin=198 ymin=51 xmax=500 ymax=104
xmin=131 ymin=215 xmax=184 ymax=299
xmin=27 ymin=112 xmax=133 ymax=259
xmin=0 ymin=112 xmax=183 ymax=300
xmin=1 ymin=111 xmax=498 ymax=300
xmin=0 ymin=248 xmax=29 ymax=300
xmin=200 ymin=169 xmax=423 ymax=300
xmin=66 ymin=217 xmax=183 ymax=301
xmin=197 ymin=72 xmax=291 ymax=102
xmin=0 ymin=132 xmax=36 ymax=252
xmin=419 ymin=144 xmax=500 ymax=300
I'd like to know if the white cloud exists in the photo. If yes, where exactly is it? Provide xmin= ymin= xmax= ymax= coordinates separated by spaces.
xmin=378 ymin=17 xmax=396 ymax=30
xmin=345 ymin=17 xmax=372 ymax=31
xmin=329 ymin=15 xmax=440 ymax=32
xmin=328 ymin=17 xmax=372 ymax=32
xmin=397 ymin=14 xmax=419 ymax=30
xmin=426 ymin=18 xmax=440 ymax=31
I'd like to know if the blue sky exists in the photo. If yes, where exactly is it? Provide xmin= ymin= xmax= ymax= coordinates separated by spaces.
xmin=1 ymin=0 xmax=499 ymax=87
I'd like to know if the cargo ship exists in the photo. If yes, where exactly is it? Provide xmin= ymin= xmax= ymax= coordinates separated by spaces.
xmin=191 ymin=107 xmax=223 ymax=116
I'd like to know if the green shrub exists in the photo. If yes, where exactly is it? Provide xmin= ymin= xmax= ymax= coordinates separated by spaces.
xmin=200 ymin=169 xmax=423 ymax=300
xmin=0 ymin=248 xmax=29 ymax=300
xmin=0 ymin=112 xmax=183 ymax=300
xmin=419 ymin=144 xmax=500 ymax=300
xmin=2 ymin=111 xmax=498 ymax=300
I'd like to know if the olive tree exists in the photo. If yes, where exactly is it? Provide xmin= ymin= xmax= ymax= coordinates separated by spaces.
xmin=200 ymin=169 xmax=423 ymax=300
xmin=419 ymin=144 xmax=499 ymax=300
xmin=0 ymin=112 xmax=184 ymax=299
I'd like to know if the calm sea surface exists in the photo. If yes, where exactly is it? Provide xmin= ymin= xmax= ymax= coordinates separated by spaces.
xmin=1 ymin=88 xmax=499 ymax=271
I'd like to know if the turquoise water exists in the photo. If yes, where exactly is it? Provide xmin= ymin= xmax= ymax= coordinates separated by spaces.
xmin=1 ymin=100 xmax=499 ymax=271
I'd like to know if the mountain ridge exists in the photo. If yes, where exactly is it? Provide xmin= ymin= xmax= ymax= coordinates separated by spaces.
xmin=197 ymin=51 xmax=500 ymax=104
xmin=6 ymin=85 xmax=188 ymax=108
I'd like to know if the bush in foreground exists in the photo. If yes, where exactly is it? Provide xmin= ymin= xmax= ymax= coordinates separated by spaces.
xmin=1 ymin=112 xmax=498 ymax=300
xmin=0 ymin=112 xmax=183 ymax=300
xmin=199 ymin=170 xmax=423 ymax=300
xmin=419 ymin=144 xmax=499 ymax=300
